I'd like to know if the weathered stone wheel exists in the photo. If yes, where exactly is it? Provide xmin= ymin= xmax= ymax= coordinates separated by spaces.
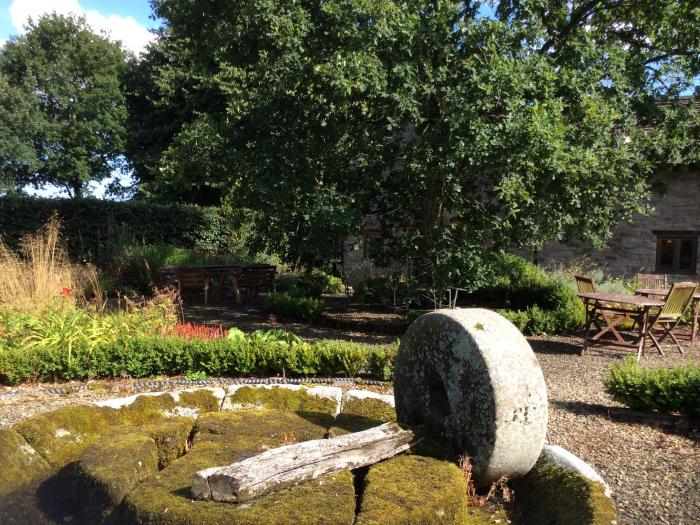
xmin=394 ymin=308 xmax=549 ymax=485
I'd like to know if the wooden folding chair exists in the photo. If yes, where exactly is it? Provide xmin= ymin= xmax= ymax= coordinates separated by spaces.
xmin=575 ymin=275 xmax=602 ymax=329
xmin=644 ymin=282 xmax=698 ymax=356
xmin=636 ymin=273 xmax=668 ymax=289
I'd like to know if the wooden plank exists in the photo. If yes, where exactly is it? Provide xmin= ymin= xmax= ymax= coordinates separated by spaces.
xmin=192 ymin=422 xmax=420 ymax=503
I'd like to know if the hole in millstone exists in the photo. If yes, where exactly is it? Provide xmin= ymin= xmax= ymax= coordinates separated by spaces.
xmin=351 ymin=465 xmax=370 ymax=519
xmin=426 ymin=376 xmax=451 ymax=432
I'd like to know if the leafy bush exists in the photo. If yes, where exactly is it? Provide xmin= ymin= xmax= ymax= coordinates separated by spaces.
xmin=470 ymin=254 xmax=585 ymax=335
xmin=264 ymin=292 xmax=325 ymax=322
xmin=354 ymin=275 xmax=418 ymax=306
xmin=0 ymin=291 xmax=179 ymax=372
xmin=275 ymin=269 xmax=343 ymax=298
xmin=604 ymin=358 xmax=700 ymax=418
xmin=0 ymin=329 xmax=398 ymax=385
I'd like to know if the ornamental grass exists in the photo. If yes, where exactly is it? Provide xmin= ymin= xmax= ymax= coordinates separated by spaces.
xmin=0 ymin=215 xmax=102 ymax=311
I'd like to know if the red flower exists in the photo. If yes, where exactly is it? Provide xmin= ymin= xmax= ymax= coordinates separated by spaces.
xmin=172 ymin=323 xmax=224 ymax=340
xmin=59 ymin=287 xmax=73 ymax=297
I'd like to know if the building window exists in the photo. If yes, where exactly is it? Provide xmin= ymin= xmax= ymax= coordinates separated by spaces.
xmin=654 ymin=233 xmax=698 ymax=274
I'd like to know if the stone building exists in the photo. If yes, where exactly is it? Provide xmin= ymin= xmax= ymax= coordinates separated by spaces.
xmin=342 ymin=170 xmax=700 ymax=284
xmin=526 ymin=170 xmax=700 ymax=281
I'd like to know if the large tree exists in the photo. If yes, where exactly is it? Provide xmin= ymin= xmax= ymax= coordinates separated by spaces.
xmin=0 ymin=15 xmax=128 ymax=198
xmin=132 ymin=0 xmax=699 ymax=284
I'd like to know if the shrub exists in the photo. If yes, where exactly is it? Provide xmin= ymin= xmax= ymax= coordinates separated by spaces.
xmin=264 ymin=292 xmax=325 ymax=322
xmin=0 ymin=330 xmax=398 ymax=385
xmin=604 ymin=358 xmax=700 ymax=418
xmin=354 ymin=276 xmax=418 ymax=306
xmin=0 ymin=290 xmax=179 ymax=372
xmin=468 ymin=254 xmax=585 ymax=336
xmin=275 ymin=270 xmax=344 ymax=298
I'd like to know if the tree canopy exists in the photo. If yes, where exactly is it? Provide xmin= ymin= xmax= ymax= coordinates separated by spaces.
xmin=0 ymin=14 xmax=128 ymax=198
xmin=126 ymin=1 xmax=699 ymax=284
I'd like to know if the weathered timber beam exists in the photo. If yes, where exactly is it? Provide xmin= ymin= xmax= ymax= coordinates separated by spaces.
xmin=192 ymin=422 xmax=421 ymax=503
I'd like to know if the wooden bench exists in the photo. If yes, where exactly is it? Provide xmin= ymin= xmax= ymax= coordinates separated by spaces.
xmin=229 ymin=265 xmax=277 ymax=304
xmin=158 ymin=267 xmax=213 ymax=305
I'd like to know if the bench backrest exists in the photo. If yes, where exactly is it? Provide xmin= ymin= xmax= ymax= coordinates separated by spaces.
xmin=158 ymin=267 xmax=210 ymax=291
xmin=237 ymin=265 xmax=276 ymax=290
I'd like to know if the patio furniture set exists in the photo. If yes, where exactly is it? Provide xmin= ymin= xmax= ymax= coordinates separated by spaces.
xmin=157 ymin=264 xmax=277 ymax=306
xmin=576 ymin=274 xmax=699 ymax=360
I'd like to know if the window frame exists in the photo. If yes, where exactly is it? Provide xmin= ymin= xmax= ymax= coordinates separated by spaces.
xmin=653 ymin=231 xmax=699 ymax=274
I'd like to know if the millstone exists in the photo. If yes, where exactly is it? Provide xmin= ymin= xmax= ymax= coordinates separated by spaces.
xmin=393 ymin=308 xmax=548 ymax=486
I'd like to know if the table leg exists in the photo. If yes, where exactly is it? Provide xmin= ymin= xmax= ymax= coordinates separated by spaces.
xmin=692 ymin=298 xmax=699 ymax=343
xmin=581 ymin=299 xmax=592 ymax=355
xmin=637 ymin=308 xmax=649 ymax=361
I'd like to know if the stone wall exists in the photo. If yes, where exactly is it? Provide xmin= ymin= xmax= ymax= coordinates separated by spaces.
xmin=532 ymin=170 xmax=700 ymax=280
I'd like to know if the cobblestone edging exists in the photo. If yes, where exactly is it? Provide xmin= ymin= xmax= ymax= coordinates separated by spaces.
xmin=0 ymin=377 xmax=390 ymax=398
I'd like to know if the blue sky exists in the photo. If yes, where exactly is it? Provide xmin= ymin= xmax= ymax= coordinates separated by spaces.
xmin=0 ymin=0 xmax=156 ymax=54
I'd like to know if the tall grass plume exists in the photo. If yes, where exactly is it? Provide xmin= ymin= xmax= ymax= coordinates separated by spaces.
xmin=0 ymin=215 xmax=101 ymax=311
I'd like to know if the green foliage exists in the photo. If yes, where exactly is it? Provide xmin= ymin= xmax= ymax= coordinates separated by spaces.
xmin=604 ymin=358 xmax=700 ymax=418
xmin=264 ymin=292 xmax=325 ymax=322
xmin=115 ymin=244 xmax=216 ymax=293
xmin=184 ymin=370 xmax=208 ymax=381
xmin=275 ymin=270 xmax=344 ymax=298
xmin=404 ymin=309 xmax=427 ymax=325
xmin=0 ymin=196 xmax=240 ymax=266
xmin=0 ymin=326 xmax=397 ymax=385
xmin=467 ymin=255 xmax=585 ymax=335
xmin=354 ymin=275 xmax=419 ymax=306
xmin=131 ymin=0 xmax=700 ymax=282
xmin=0 ymin=14 xmax=128 ymax=197
xmin=0 ymin=296 xmax=177 ymax=379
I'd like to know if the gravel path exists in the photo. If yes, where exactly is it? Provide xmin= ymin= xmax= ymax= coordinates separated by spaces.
xmin=530 ymin=336 xmax=700 ymax=525
xmin=1 ymin=324 xmax=698 ymax=524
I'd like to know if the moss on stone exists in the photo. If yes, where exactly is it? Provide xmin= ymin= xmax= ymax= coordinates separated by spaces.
xmin=13 ymin=405 xmax=118 ymax=466
xmin=127 ymin=393 xmax=177 ymax=413
xmin=228 ymin=386 xmax=338 ymax=415
xmin=77 ymin=432 xmax=159 ymax=522
xmin=333 ymin=397 xmax=397 ymax=435
xmin=194 ymin=409 xmax=335 ymax=448
xmin=342 ymin=397 xmax=396 ymax=421
xmin=515 ymin=459 xmax=618 ymax=525
xmin=0 ymin=428 xmax=51 ymax=496
xmin=138 ymin=417 xmax=195 ymax=469
xmin=178 ymin=389 xmax=222 ymax=412
xmin=356 ymin=453 xmax=483 ymax=525
xmin=122 ymin=409 xmax=355 ymax=524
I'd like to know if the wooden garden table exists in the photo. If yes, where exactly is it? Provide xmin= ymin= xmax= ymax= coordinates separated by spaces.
xmin=577 ymin=292 xmax=664 ymax=359
xmin=635 ymin=288 xmax=700 ymax=343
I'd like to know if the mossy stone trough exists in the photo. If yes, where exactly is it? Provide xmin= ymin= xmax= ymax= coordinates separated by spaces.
xmin=0 ymin=309 xmax=617 ymax=524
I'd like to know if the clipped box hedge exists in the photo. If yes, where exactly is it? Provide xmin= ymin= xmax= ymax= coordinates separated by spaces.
xmin=0 ymin=335 xmax=398 ymax=385
xmin=604 ymin=358 xmax=700 ymax=418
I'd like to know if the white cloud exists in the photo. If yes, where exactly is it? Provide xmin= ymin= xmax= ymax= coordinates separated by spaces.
xmin=9 ymin=0 xmax=153 ymax=55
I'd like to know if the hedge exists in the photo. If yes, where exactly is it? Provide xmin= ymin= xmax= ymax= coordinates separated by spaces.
xmin=0 ymin=196 xmax=238 ymax=265
xmin=0 ymin=335 xmax=398 ymax=385
xmin=604 ymin=358 xmax=700 ymax=418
